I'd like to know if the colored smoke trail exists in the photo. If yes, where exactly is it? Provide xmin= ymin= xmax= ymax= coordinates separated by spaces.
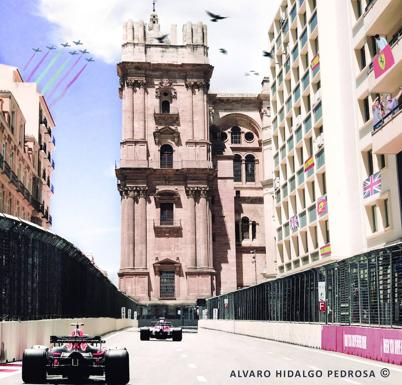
xmin=42 ymin=56 xmax=71 ymax=95
xmin=35 ymin=50 xmax=63 ymax=85
xmin=47 ymin=56 xmax=82 ymax=100
xmin=50 ymin=64 xmax=88 ymax=106
xmin=23 ymin=52 xmax=37 ymax=72
xmin=26 ymin=51 xmax=50 ymax=82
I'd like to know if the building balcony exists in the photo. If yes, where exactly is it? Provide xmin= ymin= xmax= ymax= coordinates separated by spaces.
xmin=299 ymin=210 xmax=307 ymax=228
xmin=289 ymin=175 xmax=296 ymax=194
xmin=286 ymin=96 xmax=292 ymax=114
xmin=277 ymin=227 xmax=283 ymax=242
xmin=274 ymin=152 xmax=279 ymax=168
xmin=297 ymin=167 xmax=305 ymax=186
xmin=298 ymin=0 xmax=305 ymax=10
xmin=284 ymin=58 xmax=291 ymax=77
xmin=292 ymin=43 xmax=299 ymax=65
xmin=275 ymin=191 xmax=281 ymax=205
xmin=303 ymin=113 xmax=312 ymax=134
xmin=293 ymin=84 xmax=301 ymax=105
xmin=367 ymin=31 xmax=401 ymax=93
xmin=271 ymin=81 xmax=277 ymax=97
xmin=287 ymin=135 xmax=294 ymax=153
xmin=283 ymin=222 xmax=290 ymax=238
xmin=295 ymin=126 xmax=303 ymax=144
xmin=308 ymin=204 xmax=317 ymax=223
xmin=301 ymin=71 xmax=310 ymax=94
xmin=364 ymin=0 xmax=400 ymax=38
xmin=315 ymin=149 xmax=325 ymax=172
xmin=280 ymin=144 xmax=286 ymax=161
xmin=154 ymin=107 xmax=180 ymax=126
xmin=281 ymin=182 xmax=288 ymax=199
xmin=153 ymin=219 xmax=182 ymax=237
xmin=313 ymin=102 xmax=323 ymax=125
xmin=309 ymin=11 xmax=318 ymax=37
xmin=290 ymin=3 xmax=297 ymax=24
xmin=300 ymin=27 xmax=308 ymax=53
xmin=279 ymin=107 xmax=285 ymax=124
xmin=311 ymin=54 xmax=320 ymax=82
xmin=372 ymin=104 xmax=402 ymax=154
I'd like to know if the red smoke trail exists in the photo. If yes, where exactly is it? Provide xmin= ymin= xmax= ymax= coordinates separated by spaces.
xmin=50 ymin=64 xmax=88 ymax=106
xmin=26 ymin=51 xmax=50 ymax=82
xmin=47 ymin=55 xmax=82 ymax=100
xmin=23 ymin=52 xmax=37 ymax=72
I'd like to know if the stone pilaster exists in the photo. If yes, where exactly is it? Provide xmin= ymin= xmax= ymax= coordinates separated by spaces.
xmin=185 ymin=187 xmax=197 ymax=268
xmin=119 ymin=187 xmax=135 ymax=268
xmin=130 ymin=78 xmax=147 ymax=140
xmin=185 ymin=80 xmax=209 ymax=140
xmin=134 ymin=186 xmax=148 ymax=269
xmin=122 ymin=85 xmax=134 ymax=140
xmin=196 ymin=187 xmax=209 ymax=267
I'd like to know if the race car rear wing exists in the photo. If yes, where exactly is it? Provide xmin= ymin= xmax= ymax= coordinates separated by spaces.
xmin=50 ymin=336 xmax=105 ymax=344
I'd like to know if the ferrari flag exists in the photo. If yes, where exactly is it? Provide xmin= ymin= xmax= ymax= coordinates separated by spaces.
xmin=373 ymin=44 xmax=395 ymax=79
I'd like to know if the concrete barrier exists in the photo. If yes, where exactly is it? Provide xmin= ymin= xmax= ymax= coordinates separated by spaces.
xmin=0 ymin=318 xmax=137 ymax=363
xmin=199 ymin=320 xmax=322 ymax=348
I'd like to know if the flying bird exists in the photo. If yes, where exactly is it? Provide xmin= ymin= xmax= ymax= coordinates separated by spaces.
xmin=79 ymin=49 xmax=89 ymax=54
xmin=263 ymin=50 xmax=273 ymax=58
xmin=61 ymin=42 xmax=70 ymax=47
xmin=254 ymin=72 xmax=260 ymax=76
xmin=86 ymin=57 xmax=95 ymax=62
xmin=244 ymin=72 xmax=250 ymax=76
xmin=155 ymin=34 xmax=168 ymax=43
xmin=206 ymin=10 xmax=227 ymax=22
xmin=250 ymin=70 xmax=256 ymax=73
xmin=32 ymin=48 xmax=42 ymax=53
xmin=219 ymin=48 xmax=228 ymax=54
xmin=46 ymin=45 xmax=56 ymax=50
xmin=69 ymin=50 xmax=79 ymax=55
xmin=73 ymin=40 xmax=83 ymax=46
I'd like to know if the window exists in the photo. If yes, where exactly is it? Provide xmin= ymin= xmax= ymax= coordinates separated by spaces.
xmin=235 ymin=220 xmax=240 ymax=244
xmin=371 ymin=205 xmax=377 ymax=232
xmin=160 ymin=144 xmax=173 ymax=168
xmin=363 ymin=97 xmax=370 ymax=122
xmin=252 ymin=221 xmax=257 ymax=240
xmin=245 ymin=132 xmax=254 ymax=142
xmin=367 ymin=150 xmax=373 ymax=175
xmin=233 ymin=154 xmax=242 ymax=182
xmin=359 ymin=46 xmax=366 ymax=70
xmin=221 ymin=132 xmax=228 ymax=141
xmin=161 ymin=100 xmax=170 ymax=113
xmin=241 ymin=217 xmax=250 ymax=239
xmin=160 ymin=203 xmax=173 ymax=225
xmin=160 ymin=271 xmax=175 ymax=298
xmin=231 ymin=126 xmax=241 ymax=144
xmin=384 ymin=199 xmax=389 ymax=228
xmin=378 ymin=154 xmax=386 ymax=169
xmin=245 ymin=154 xmax=255 ymax=182
xmin=325 ymin=220 xmax=330 ymax=243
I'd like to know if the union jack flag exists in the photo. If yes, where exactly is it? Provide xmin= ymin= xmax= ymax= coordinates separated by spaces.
xmin=363 ymin=172 xmax=382 ymax=199
xmin=290 ymin=215 xmax=299 ymax=231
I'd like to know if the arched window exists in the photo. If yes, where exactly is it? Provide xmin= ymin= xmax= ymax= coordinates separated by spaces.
xmin=241 ymin=217 xmax=250 ymax=240
xmin=231 ymin=126 xmax=241 ymax=144
xmin=233 ymin=154 xmax=242 ymax=182
xmin=161 ymin=100 xmax=170 ymax=113
xmin=245 ymin=154 xmax=255 ymax=182
xmin=160 ymin=144 xmax=173 ymax=168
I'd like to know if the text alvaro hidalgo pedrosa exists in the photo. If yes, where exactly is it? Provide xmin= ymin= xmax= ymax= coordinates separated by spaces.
xmin=230 ymin=369 xmax=380 ymax=379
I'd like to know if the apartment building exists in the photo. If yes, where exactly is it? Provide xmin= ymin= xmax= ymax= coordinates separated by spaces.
xmin=0 ymin=65 xmax=55 ymax=228
xmin=267 ymin=0 xmax=401 ymax=276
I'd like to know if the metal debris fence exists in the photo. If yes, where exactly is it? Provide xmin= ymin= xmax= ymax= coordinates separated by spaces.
xmin=207 ymin=243 xmax=402 ymax=326
xmin=0 ymin=215 xmax=140 ymax=320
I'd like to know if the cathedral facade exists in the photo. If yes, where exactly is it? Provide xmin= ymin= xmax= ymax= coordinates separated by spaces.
xmin=116 ymin=11 xmax=274 ymax=308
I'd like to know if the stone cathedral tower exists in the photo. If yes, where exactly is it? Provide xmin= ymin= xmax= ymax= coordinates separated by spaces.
xmin=116 ymin=11 xmax=217 ymax=306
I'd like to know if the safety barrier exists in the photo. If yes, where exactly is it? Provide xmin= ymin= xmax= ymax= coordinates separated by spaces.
xmin=0 ymin=214 xmax=142 ymax=320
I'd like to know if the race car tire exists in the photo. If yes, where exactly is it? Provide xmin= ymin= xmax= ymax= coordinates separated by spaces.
xmin=22 ymin=348 xmax=47 ymax=384
xmin=172 ymin=330 xmax=182 ymax=341
xmin=105 ymin=349 xmax=130 ymax=385
xmin=140 ymin=329 xmax=150 ymax=341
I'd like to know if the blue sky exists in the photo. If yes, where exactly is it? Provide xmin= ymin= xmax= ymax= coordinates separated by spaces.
xmin=0 ymin=0 xmax=279 ymax=282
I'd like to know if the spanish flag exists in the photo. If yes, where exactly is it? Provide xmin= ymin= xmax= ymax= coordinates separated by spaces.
xmin=373 ymin=44 xmax=395 ymax=79
xmin=320 ymin=244 xmax=331 ymax=257
xmin=304 ymin=156 xmax=314 ymax=172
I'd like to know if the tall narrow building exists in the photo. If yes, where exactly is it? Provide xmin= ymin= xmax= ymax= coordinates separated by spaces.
xmin=116 ymin=10 xmax=273 ymax=312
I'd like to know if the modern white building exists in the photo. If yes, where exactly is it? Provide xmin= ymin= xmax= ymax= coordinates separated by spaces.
xmin=267 ymin=0 xmax=401 ymax=276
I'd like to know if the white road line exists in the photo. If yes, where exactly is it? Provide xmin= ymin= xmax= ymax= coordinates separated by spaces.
xmin=188 ymin=363 xmax=197 ymax=368
xmin=197 ymin=376 xmax=207 ymax=383
xmin=343 ymin=379 xmax=360 ymax=385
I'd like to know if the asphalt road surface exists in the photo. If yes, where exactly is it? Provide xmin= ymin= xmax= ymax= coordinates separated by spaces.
xmin=1 ymin=327 xmax=402 ymax=385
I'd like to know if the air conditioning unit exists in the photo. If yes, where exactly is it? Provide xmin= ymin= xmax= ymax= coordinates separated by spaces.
xmin=296 ymin=114 xmax=303 ymax=126
xmin=317 ymin=134 xmax=324 ymax=148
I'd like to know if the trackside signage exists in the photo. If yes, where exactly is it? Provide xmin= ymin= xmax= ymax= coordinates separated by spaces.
xmin=322 ymin=326 xmax=402 ymax=365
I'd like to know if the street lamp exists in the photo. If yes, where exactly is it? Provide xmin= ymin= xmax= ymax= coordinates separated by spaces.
xmin=251 ymin=250 xmax=257 ymax=285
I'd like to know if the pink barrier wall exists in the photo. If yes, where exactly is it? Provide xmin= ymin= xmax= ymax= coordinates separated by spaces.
xmin=322 ymin=325 xmax=402 ymax=365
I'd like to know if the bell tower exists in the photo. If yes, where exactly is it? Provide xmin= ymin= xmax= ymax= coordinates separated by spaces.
xmin=116 ymin=10 xmax=216 ymax=304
